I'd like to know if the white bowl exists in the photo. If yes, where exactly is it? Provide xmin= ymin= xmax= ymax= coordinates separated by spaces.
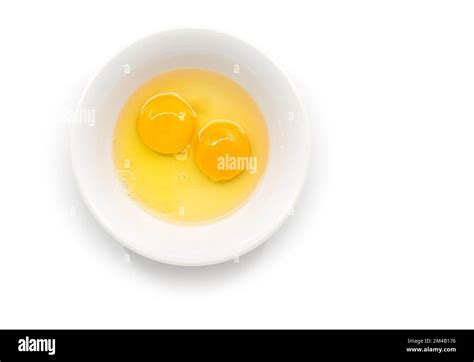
xmin=71 ymin=29 xmax=310 ymax=266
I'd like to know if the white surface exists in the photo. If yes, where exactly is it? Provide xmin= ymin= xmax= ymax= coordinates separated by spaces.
xmin=0 ymin=0 xmax=473 ymax=328
xmin=72 ymin=29 xmax=310 ymax=266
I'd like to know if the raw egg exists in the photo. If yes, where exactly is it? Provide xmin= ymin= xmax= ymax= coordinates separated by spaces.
xmin=113 ymin=68 xmax=268 ymax=223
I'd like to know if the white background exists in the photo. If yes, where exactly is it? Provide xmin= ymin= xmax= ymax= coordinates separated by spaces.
xmin=0 ymin=0 xmax=473 ymax=328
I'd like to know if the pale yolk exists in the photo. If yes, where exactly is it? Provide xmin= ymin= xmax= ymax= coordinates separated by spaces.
xmin=194 ymin=120 xmax=250 ymax=181
xmin=137 ymin=93 xmax=195 ymax=154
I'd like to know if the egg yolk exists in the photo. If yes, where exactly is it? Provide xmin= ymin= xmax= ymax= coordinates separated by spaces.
xmin=194 ymin=120 xmax=251 ymax=181
xmin=137 ymin=92 xmax=195 ymax=154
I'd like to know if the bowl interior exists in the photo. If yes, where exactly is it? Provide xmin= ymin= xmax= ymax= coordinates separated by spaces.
xmin=71 ymin=29 xmax=309 ymax=266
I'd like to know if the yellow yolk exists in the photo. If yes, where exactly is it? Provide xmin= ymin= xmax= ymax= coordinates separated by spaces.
xmin=137 ymin=92 xmax=195 ymax=154
xmin=194 ymin=120 xmax=250 ymax=181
